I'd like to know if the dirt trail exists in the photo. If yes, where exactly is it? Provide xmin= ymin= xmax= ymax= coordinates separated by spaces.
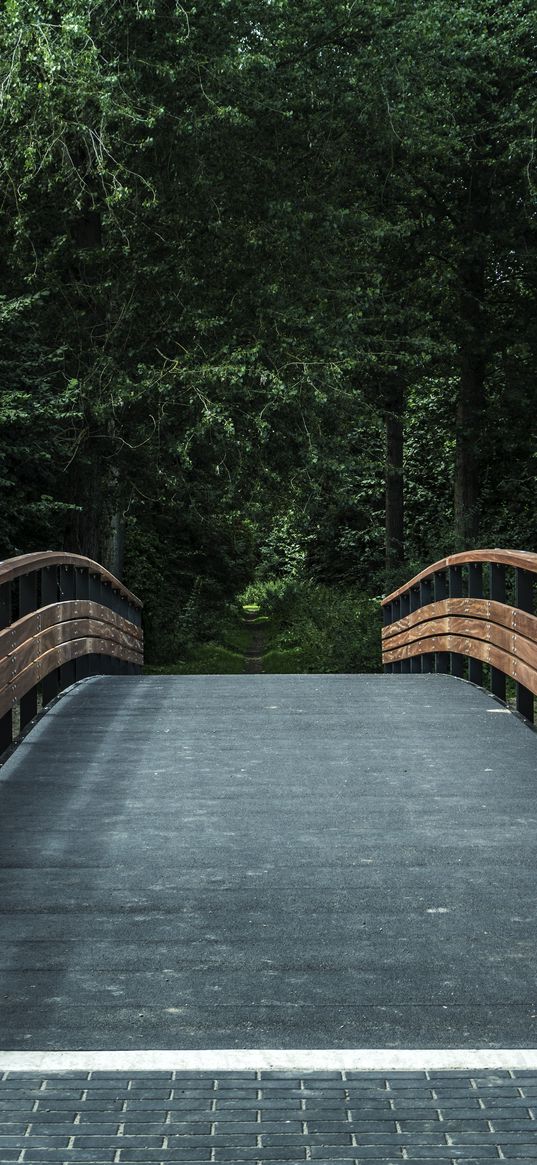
xmin=242 ymin=610 xmax=265 ymax=674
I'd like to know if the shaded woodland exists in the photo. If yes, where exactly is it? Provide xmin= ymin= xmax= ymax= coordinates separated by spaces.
xmin=1 ymin=0 xmax=535 ymax=665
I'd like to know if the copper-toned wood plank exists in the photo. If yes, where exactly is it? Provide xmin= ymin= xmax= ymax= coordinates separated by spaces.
xmin=384 ymin=617 xmax=480 ymax=652
xmin=0 ymin=601 xmax=143 ymax=663
xmin=383 ymin=634 xmax=537 ymax=698
xmin=382 ymin=616 xmax=537 ymax=673
xmin=0 ymin=552 xmax=142 ymax=608
xmin=382 ymin=549 xmax=537 ymax=606
xmin=0 ymin=617 xmax=143 ymax=692
xmin=382 ymin=634 xmax=537 ymax=698
xmin=384 ymin=634 xmax=484 ymax=661
xmin=382 ymin=598 xmax=537 ymax=645
xmin=0 ymin=638 xmax=141 ymax=720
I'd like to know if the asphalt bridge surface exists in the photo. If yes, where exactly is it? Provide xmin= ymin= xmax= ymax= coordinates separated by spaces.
xmin=0 ymin=674 xmax=536 ymax=1050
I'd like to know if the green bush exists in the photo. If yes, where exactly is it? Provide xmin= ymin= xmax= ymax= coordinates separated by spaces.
xmin=238 ymin=577 xmax=382 ymax=673
xmin=263 ymin=647 xmax=304 ymax=673
xmin=144 ymin=643 xmax=244 ymax=675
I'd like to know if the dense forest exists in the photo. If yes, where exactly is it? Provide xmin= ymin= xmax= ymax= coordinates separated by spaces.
xmin=1 ymin=1 xmax=536 ymax=668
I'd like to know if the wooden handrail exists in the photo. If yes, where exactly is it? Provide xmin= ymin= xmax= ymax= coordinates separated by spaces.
xmin=381 ymin=550 xmax=536 ymax=724
xmin=383 ymin=549 xmax=537 ymax=605
xmin=0 ymin=552 xmax=142 ymax=608
xmin=0 ymin=552 xmax=144 ymax=757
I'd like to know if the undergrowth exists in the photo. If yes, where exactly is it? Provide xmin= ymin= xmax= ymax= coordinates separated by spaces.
xmin=239 ymin=577 xmax=382 ymax=673
xmin=144 ymin=576 xmax=382 ymax=675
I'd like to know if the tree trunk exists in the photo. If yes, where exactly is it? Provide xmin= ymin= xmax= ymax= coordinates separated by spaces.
xmin=62 ymin=454 xmax=105 ymax=562
xmin=100 ymin=463 xmax=126 ymax=579
xmin=385 ymin=398 xmax=404 ymax=579
xmin=61 ymin=178 xmax=109 ymax=562
xmin=453 ymin=159 xmax=490 ymax=551
xmin=454 ymin=345 xmax=486 ymax=550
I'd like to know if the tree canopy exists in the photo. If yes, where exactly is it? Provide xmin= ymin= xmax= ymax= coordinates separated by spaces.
xmin=1 ymin=0 xmax=535 ymax=661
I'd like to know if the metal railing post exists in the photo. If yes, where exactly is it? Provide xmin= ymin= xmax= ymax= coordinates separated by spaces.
xmin=383 ymin=602 xmax=394 ymax=673
xmin=41 ymin=565 xmax=60 ymax=706
xmin=448 ymin=564 xmax=464 ymax=678
xmin=419 ymin=577 xmax=434 ymax=672
xmin=468 ymin=563 xmax=483 ymax=687
xmin=409 ymin=585 xmax=422 ymax=672
xmin=433 ymin=570 xmax=450 ymax=674
xmin=74 ymin=568 xmax=90 ymax=680
xmin=88 ymin=572 xmax=102 ymax=677
xmin=400 ymin=591 xmax=411 ymax=673
xmin=0 ymin=583 xmax=12 ymax=753
xmin=490 ymin=563 xmax=507 ymax=703
xmin=19 ymin=572 xmax=38 ymax=730
xmin=392 ymin=598 xmax=402 ymax=673
xmin=59 ymin=566 xmax=77 ymax=690
xmin=515 ymin=568 xmax=534 ymax=723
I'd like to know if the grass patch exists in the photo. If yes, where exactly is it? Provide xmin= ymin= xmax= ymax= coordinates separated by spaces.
xmin=263 ymin=647 xmax=304 ymax=673
xmin=144 ymin=643 xmax=244 ymax=675
xmin=219 ymin=621 xmax=252 ymax=653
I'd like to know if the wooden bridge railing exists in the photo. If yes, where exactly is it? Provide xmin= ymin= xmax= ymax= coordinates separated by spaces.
xmin=0 ymin=552 xmax=143 ymax=755
xmin=382 ymin=549 xmax=537 ymax=724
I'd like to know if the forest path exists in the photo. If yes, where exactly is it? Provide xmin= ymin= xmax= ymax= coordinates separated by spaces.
xmin=242 ymin=607 xmax=265 ymax=673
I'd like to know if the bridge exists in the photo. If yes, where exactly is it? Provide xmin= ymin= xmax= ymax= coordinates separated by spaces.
xmin=0 ymin=549 xmax=537 ymax=1163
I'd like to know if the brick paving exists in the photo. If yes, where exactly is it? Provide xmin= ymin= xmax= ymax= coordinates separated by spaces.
xmin=0 ymin=1071 xmax=536 ymax=1164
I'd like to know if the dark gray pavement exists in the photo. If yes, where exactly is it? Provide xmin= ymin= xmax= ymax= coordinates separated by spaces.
xmin=0 ymin=674 xmax=537 ymax=1049
xmin=1 ymin=1069 xmax=537 ymax=1164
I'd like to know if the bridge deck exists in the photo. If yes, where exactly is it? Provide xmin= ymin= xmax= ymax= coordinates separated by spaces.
xmin=0 ymin=674 xmax=536 ymax=1050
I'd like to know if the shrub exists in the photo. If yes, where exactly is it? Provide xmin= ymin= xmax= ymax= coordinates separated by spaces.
xmin=238 ymin=577 xmax=382 ymax=673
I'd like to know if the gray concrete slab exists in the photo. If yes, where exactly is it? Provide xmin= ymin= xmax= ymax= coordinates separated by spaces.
xmin=0 ymin=674 xmax=536 ymax=1049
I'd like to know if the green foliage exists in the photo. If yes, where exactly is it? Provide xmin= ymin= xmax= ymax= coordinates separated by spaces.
xmin=0 ymin=0 xmax=535 ymax=665
xmin=240 ymin=577 xmax=382 ymax=674
xmin=263 ymin=648 xmax=304 ymax=674
xmin=144 ymin=644 xmax=245 ymax=675
xmin=124 ymin=513 xmax=256 ymax=664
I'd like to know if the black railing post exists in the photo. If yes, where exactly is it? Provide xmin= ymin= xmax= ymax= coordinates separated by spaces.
xmin=114 ymin=588 xmax=125 ymax=620
xmin=19 ymin=572 xmax=38 ymax=730
xmin=75 ymin=568 xmax=89 ymax=602
xmin=88 ymin=572 xmax=100 ymax=605
xmin=468 ymin=563 xmax=483 ymax=687
xmin=133 ymin=601 xmax=143 ymax=675
xmin=433 ymin=570 xmax=450 ymax=674
xmin=490 ymin=563 xmax=507 ymax=703
xmin=515 ymin=568 xmax=534 ymax=723
xmin=41 ymin=565 xmax=60 ymax=707
xmin=0 ymin=582 xmax=12 ymax=753
xmin=392 ymin=597 xmax=402 ymax=673
xmin=448 ymin=564 xmax=464 ymax=678
xmin=59 ymin=565 xmax=77 ymax=689
xmin=74 ymin=568 xmax=90 ymax=680
xmin=420 ymin=577 xmax=434 ymax=672
xmin=100 ymin=580 xmax=114 ymax=674
xmin=383 ymin=602 xmax=394 ymax=673
xmin=409 ymin=585 xmax=422 ymax=672
xmin=88 ymin=572 xmax=104 ymax=677
xmin=400 ymin=591 xmax=411 ymax=673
